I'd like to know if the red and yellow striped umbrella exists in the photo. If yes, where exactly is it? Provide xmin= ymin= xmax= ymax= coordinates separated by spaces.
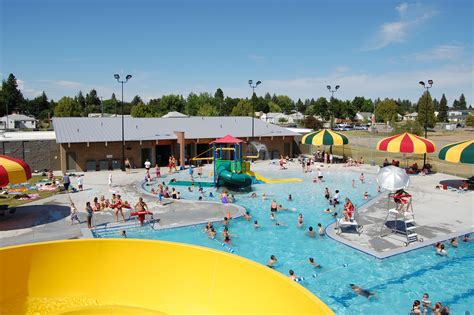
xmin=376 ymin=132 xmax=436 ymax=154
xmin=0 ymin=155 xmax=32 ymax=187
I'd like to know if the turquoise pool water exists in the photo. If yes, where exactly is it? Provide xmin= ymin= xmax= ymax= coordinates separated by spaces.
xmin=95 ymin=168 xmax=474 ymax=314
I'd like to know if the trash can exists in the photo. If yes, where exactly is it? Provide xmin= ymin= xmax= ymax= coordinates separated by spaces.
xmin=370 ymin=160 xmax=375 ymax=166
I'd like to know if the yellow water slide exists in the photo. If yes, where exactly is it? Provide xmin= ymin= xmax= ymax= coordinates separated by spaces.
xmin=0 ymin=239 xmax=333 ymax=314
xmin=246 ymin=170 xmax=304 ymax=184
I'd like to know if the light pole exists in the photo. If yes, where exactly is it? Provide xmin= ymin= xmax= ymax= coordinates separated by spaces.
xmin=248 ymin=80 xmax=262 ymax=140
xmin=114 ymin=73 xmax=132 ymax=171
xmin=326 ymin=85 xmax=340 ymax=128
xmin=419 ymin=79 xmax=433 ymax=167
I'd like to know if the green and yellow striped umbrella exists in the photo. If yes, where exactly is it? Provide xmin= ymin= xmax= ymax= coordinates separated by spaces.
xmin=438 ymin=139 xmax=474 ymax=164
xmin=301 ymin=129 xmax=349 ymax=146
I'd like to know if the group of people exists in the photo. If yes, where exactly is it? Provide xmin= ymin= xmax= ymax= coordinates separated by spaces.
xmin=70 ymin=193 xmax=132 ymax=229
xmin=344 ymin=156 xmax=364 ymax=167
xmin=411 ymin=293 xmax=450 ymax=315
xmin=314 ymin=149 xmax=333 ymax=164
xmin=150 ymin=182 xmax=183 ymax=203
xmin=434 ymin=234 xmax=472 ymax=256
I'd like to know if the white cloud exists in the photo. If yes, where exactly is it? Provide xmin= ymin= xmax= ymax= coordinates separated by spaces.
xmin=364 ymin=3 xmax=436 ymax=51
xmin=248 ymin=54 xmax=265 ymax=62
xmin=409 ymin=44 xmax=464 ymax=62
xmin=53 ymin=80 xmax=82 ymax=88
xmin=16 ymin=79 xmax=42 ymax=98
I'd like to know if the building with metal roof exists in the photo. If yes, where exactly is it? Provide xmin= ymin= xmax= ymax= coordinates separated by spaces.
xmin=52 ymin=117 xmax=299 ymax=172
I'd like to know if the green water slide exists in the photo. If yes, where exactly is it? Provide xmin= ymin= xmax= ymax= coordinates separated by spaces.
xmin=215 ymin=159 xmax=252 ymax=188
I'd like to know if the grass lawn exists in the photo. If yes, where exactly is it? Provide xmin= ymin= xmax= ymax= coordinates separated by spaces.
xmin=0 ymin=175 xmax=62 ymax=208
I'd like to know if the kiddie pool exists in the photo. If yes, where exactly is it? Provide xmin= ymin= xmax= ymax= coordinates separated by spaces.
xmin=0 ymin=239 xmax=333 ymax=314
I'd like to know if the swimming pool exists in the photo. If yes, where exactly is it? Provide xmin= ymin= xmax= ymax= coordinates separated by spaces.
xmin=95 ymin=167 xmax=474 ymax=314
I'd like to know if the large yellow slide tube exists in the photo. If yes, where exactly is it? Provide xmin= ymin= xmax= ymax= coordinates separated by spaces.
xmin=0 ymin=239 xmax=333 ymax=314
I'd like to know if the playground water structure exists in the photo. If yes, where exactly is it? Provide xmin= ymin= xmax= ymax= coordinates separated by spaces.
xmin=0 ymin=239 xmax=333 ymax=314
xmin=106 ymin=168 xmax=474 ymax=314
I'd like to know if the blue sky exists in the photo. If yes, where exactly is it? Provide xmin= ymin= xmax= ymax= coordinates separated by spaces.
xmin=1 ymin=0 xmax=472 ymax=105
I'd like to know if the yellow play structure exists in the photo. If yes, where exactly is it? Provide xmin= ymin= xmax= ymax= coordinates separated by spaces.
xmin=0 ymin=239 xmax=333 ymax=314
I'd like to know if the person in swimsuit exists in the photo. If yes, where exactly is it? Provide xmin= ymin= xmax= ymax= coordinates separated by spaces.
xmin=244 ymin=211 xmax=251 ymax=221
xmin=309 ymin=257 xmax=321 ymax=268
xmin=114 ymin=195 xmax=126 ymax=222
xmin=317 ymin=223 xmax=324 ymax=236
xmin=342 ymin=198 xmax=355 ymax=221
xmin=324 ymin=187 xmax=331 ymax=200
xmin=350 ymin=284 xmax=375 ymax=298
xmin=307 ymin=226 xmax=315 ymax=237
xmin=270 ymin=200 xmax=278 ymax=212
xmin=297 ymin=214 xmax=304 ymax=227
xmin=253 ymin=220 xmax=260 ymax=229
xmin=134 ymin=197 xmax=149 ymax=226
xmin=267 ymin=255 xmax=277 ymax=268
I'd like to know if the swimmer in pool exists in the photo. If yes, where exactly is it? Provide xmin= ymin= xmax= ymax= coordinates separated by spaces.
xmin=308 ymin=257 xmax=321 ymax=268
xmin=262 ymin=193 xmax=267 ymax=200
xmin=244 ymin=211 xmax=251 ymax=221
xmin=250 ymin=192 xmax=257 ymax=198
xmin=364 ymin=191 xmax=369 ymax=199
xmin=270 ymin=213 xmax=276 ymax=221
xmin=450 ymin=238 xmax=458 ymax=247
xmin=121 ymin=230 xmax=127 ymax=238
xmin=209 ymin=228 xmax=216 ymax=239
xmin=288 ymin=194 xmax=293 ymax=201
xmin=350 ymin=284 xmax=375 ymax=298
xmin=270 ymin=200 xmax=278 ymax=212
xmin=324 ymin=208 xmax=332 ymax=213
xmin=267 ymin=255 xmax=277 ymax=268
xmin=436 ymin=244 xmax=448 ymax=256
xmin=307 ymin=226 xmax=315 ymax=237
xmin=317 ymin=223 xmax=324 ymax=236
xmin=288 ymin=269 xmax=298 ymax=281
xmin=222 ymin=217 xmax=229 ymax=226
xmin=253 ymin=220 xmax=260 ymax=229
xmin=297 ymin=213 xmax=304 ymax=228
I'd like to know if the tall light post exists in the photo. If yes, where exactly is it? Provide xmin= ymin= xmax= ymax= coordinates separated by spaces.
xmin=326 ymin=85 xmax=340 ymax=128
xmin=248 ymin=80 xmax=262 ymax=140
xmin=419 ymin=79 xmax=433 ymax=167
xmin=114 ymin=73 xmax=132 ymax=171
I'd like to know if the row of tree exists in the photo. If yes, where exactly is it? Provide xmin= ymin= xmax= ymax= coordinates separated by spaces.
xmin=0 ymin=73 xmax=470 ymax=125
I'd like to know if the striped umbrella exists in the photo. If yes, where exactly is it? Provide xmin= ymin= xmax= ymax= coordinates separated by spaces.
xmin=376 ymin=132 xmax=435 ymax=154
xmin=0 ymin=155 xmax=32 ymax=187
xmin=438 ymin=139 xmax=474 ymax=164
xmin=301 ymin=129 xmax=349 ymax=146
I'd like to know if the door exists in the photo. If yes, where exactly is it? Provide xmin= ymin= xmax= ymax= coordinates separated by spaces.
xmin=141 ymin=148 xmax=152 ymax=167
xmin=66 ymin=152 xmax=77 ymax=172
xmin=284 ymin=142 xmax=291 ymax=157
xmin=156 ymin=145 xmax=172 ymax=166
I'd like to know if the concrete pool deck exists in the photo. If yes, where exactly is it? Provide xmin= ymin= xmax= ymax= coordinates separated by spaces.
xmin=0 ymin=169 xmax=244 ymax=247
xmin=325 ymin=172 xmax=474 ymax=259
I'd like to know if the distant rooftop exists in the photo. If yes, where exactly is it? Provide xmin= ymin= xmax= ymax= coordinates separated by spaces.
xmin=52 ymin=116 xmax=298 ymax=144
xmin=0 ymin=131 xmax=56 ymax=142
xmin=162 ymin=111 xmax=188 ymax=118
xmin=0 ymin=114 xmax=36 ymax=121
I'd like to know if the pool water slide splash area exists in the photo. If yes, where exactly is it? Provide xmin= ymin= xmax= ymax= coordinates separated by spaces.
xmin=0 ymin=239 xmax=333 ymax=314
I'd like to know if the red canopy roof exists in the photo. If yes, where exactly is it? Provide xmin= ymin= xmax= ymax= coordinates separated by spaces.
xmin=211 ymin=135 xmax=244 ymax=144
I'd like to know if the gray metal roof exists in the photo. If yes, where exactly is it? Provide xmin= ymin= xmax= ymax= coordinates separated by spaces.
xmin=52 ymin=116 xmax=298 ymax=144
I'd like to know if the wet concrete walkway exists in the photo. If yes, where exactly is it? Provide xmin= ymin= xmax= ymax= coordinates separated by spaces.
xmin=326 ymin=172 xmax=474 ymax=259
xmin=0 ymin=168 xmax=244 ymax=247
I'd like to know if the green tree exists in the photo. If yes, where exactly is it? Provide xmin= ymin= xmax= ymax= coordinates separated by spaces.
xmin=432 ymin=98 xmax=439 ymax=111
xmin=302 ymin=116 xmax=323 ymax=130
xmin=76 ymin=91 xmax=86 ymax=115
xmin=416 ymin=91 xmax=436 ymax=129
xmin=160 ymin=94 xmax=185 ymax=114
xmin=361 ymin=99 xmax=374 ymax=112
xmin=437 ymin=94 xmax=449 ymax=122
xmin=375 ymin=98 xmax=398 ymax=123
xmin=295 ymin=98 xmax=305 ymax=113
xmin=84 ymin=89 xmax=101 ymax=115
xmin=131 ymin=95 xmax=143 ymax=106
xmin=54 ymin=96 xmax=81 ymax=117
xmin=28 ymin=91 xmax=50 ymax=119
xmin=465 ymin=115 xmax=474 ymax=127
xmin=185 ymin=93 xmax=216 ymax=116
xmin=197 ymin=103 xmax=219 ymax=116
xmin=268 ymin=101 xmax=282 ymax=113
xmin=352 ymin=96 xmax=365 ymax=112
xmin=222 ymin=97 xmax=239 ymax=116
xmin=0 ymin=73 xmax=25 ymax=116
xmin=131 ymin=102 xmax=154 ymax=117
xmin=452 ymin=99 xmax=460 ymax=109
xmin=312 ymin=97 xmax=330 ymax=120
xmin=230 ymin=99 xmax=253 ymax=116
xmin=393 ymin=121 xmax=424 ymax=136
xmin=214 ymin=88 xmax=224 ymax=115
xmin=397 ymin=99 xmax=412 ymax=115
xmin=275 ymin=95 xmax=294 ymax=114
xmin=458 ymin=93 xmax=467 ymax=110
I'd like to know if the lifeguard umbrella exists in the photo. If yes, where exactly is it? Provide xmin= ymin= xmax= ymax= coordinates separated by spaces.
xmin=0 ymin=155 xmax=32 ymax=187
xmin=301 ymin=129 xmax=349 ymax=146
xmin=376 ymin=132 xmax=435 ymax=154
xmin=438 ymin=139 xmax=474 ymax=164
xmin=377 ymin=165 xmax=410 ymax=191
